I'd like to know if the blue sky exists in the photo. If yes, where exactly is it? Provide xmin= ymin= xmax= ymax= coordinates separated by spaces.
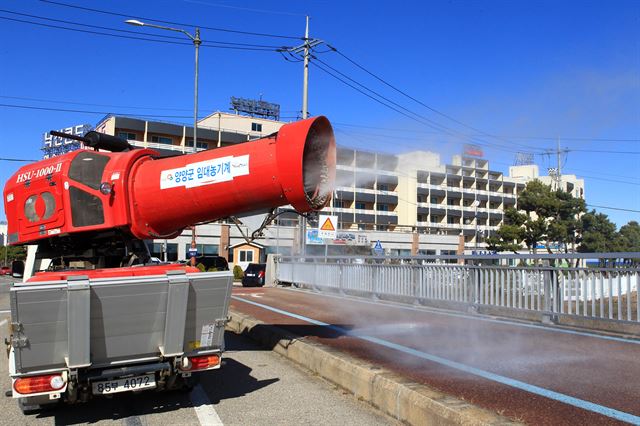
xmin=1 ymin=0 xmax=638 ymax=226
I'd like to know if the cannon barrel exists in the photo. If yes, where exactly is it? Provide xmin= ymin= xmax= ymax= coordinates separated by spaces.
xmin=128 ymin=116 xmax=336 ymax=239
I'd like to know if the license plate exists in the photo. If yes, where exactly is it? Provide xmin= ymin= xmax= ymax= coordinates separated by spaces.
xmin=92 ymin=374 xmax=156 ymax=395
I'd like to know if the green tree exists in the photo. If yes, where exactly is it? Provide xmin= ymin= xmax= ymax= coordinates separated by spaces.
xmin=577 ymin=210 xmax=619 ymax=253
xmin=0 ymin=245 xmax=27 ymax=266
xmin=486 ymin=208 xmax=525 ymax=253
xmin=488 ymin=180 xmax=585 ymax=254
xmin=617 ymin=221 xmax=640 ymax=266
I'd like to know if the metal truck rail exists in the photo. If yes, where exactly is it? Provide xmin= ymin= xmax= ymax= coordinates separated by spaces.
xmin=275 ymin=253 xmax=640 ymax=324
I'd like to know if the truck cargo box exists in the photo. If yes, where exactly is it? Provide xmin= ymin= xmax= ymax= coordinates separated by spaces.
xmin=9 ymin=270 xmax=233 ymax=374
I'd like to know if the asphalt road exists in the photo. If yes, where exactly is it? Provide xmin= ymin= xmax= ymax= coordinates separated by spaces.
xmin=231 ymin=286 xmax=640 ymax=426
xmin=0 ymin=276 xmax=394 ymax=425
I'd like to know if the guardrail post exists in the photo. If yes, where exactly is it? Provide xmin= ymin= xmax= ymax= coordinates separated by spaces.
xmin=339 ymin=264 xmax=345 ymax=295
xmin=372 ymin=265 xmax=379 ymax=301
xmin=467 ymin=260 xmax=478 ymax=313
xmin=541 ymin=261 xmax=557 ymax=324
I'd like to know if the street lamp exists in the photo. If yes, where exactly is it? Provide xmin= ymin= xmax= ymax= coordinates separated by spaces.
xmin=125 ymin=19 xmax=202 ymax=266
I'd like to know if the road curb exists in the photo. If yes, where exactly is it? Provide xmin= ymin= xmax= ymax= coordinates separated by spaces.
xmin=226 ymin=308 xmax=520 ymax=426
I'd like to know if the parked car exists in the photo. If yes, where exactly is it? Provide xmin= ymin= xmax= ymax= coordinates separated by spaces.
xmin=186 ymin=255 xmax=229 ymax=271
xmin=241 ymin=263 xmax=266 ymax=287
xmin=1 ymin=266 xmax=10 ymax=275
xmin=11 ymin=260 xmax=24 ymax=278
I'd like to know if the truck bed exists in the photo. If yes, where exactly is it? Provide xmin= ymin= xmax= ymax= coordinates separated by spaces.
xmin=9 ymin=269 xmax=233 ymax=374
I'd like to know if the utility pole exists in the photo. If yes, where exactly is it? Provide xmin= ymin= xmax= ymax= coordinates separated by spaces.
xmin=302 ymin=16 xmax=310 ymax=119
xmin=556 ymin=137 xmax=562 ymax=191
xmin=284 ymin=17 xmax=325 ymax=256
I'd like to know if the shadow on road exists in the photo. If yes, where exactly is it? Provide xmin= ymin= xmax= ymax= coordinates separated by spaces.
xmin=235 ymin=322 xmax=353 ymax=353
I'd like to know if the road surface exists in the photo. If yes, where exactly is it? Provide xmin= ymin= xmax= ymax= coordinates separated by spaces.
xmin=231 ymin=286 xmax=640 ymax=426
xmin=0 ymin=276 xmax=394 ymax=425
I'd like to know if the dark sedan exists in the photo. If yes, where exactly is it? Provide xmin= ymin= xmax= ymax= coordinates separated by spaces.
xmin=241 ymin=263 xmax=266 ymax=287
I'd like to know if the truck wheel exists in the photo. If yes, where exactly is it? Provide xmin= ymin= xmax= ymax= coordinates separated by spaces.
xmin=180 ymin=375 xmax=199 ymax=392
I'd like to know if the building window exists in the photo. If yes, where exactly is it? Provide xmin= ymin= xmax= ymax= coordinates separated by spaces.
xmin=117 ymin=132 xmax=136 ymax=141
xmin=358 ymin=224 xmax=367 ymax=230
xmin=334 ymin=200 xmax=346 ymax=208
xmin=447 ymin=198 xmax=458 ymax=206
xmin=430 ymin=216 xmax=440 ymax=223
xmin=377 ymin=183 xmax=389 ymax=191
xmin=151 ymin=135 xmax=173 ymax=144
xmin=376 ymin=203 xmax=389 ymax=211
xmin=251 ymin=122 xmax=263 ymax=132
xmin=185 ymin=139 xmax=208 ymax=149
xmin=355 ymin=202 xmax=366 ymax=210
xmin=430 ymin=196 xmax=438 ymax=204
xmin=184 ymin=244 xmax=218 ymax=258
xmin=239 ymin=250 xmax=254 ymax=262
xmin=376 ymin=225 xmax=388 ymax=231
xmin=447 ymin=217 xmax=458 ymax=225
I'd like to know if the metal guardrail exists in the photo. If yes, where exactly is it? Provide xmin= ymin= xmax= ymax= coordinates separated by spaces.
xmin=275 ymin=253 xmax=640 ymax=323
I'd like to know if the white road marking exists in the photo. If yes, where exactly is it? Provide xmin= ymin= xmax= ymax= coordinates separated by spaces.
xmin=0 ymin=310 xmax=10 ymax=314
xmin=190 ymin=383 xmax=224 ymax=426
xmin=0 ymin=320 xmax=7 ymax=327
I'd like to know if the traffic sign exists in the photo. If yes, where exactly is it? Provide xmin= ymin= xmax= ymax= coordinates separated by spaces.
xmin=318 ymin=215 xmax=338 ymax=239
xmin=188 ymin=248 xmax=198 ymax=257
xmin=373 ymin=240 xmax=383 ymax=255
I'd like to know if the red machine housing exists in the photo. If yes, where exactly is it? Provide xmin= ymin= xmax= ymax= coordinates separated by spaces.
xmin=3 ymin=116 xmax=335 ymax=245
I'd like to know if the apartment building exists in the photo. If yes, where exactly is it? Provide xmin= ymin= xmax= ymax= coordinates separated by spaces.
xmin=328 ymin=148 xmax=527 ymax=248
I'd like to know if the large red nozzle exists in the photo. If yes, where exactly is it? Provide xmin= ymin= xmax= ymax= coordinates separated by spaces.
xmin=128 ymin=116 xmax=336 ymax=239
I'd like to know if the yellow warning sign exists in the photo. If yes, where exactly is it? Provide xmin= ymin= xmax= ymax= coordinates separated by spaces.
xmin=320 ymin=218 xmax=335 ymax=231
xmin=317 ymin=215 xmax=338 ymax=239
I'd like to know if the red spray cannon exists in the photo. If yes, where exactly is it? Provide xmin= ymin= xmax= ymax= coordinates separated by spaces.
xmin=128 ymin=116 xmax=335 ymax=239
xmin=3 ymin=117 xmax=335 ymax=266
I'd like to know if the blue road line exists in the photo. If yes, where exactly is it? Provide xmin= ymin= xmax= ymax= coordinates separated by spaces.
xmin=232 ymin=295 xmax=640 ymax=425
xmin=283 ymin=287 xmax=640 ymax=346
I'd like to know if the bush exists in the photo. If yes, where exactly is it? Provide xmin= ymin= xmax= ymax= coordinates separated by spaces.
xmin=196 ymin=263 xmax=206 ymax=272
xmin=233 ymin=265 xmax=244 ymax=280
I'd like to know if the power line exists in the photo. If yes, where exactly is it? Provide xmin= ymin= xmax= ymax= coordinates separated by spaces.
xmin=0 ymin=103 xmax=193 ymax=118
xmin=0 ymin=9 xmax=287 ymax=49
xmin=0 ymin=16 xmax=281 ymax=51
xmin=304 ymin=52 xmax=552 ymax=155
xmin=568 ymin=149 xmax=640 ymax=155
xmin=0 ymin=157 xmax=38 ymax=162
xmin=332 ymin=121 xmax=638 ymax=144
xmin=0 ymin=95 xmax=192 ymax=112
xmin=325 ymin=45 xmax=543 ymax=152
xmin=39 ymin=0 xmax=302 ymax=40
xmin=309 ymin=59 xmax=528 ymax=156
xmin=587 ymin=204 xmax=640 ymax=214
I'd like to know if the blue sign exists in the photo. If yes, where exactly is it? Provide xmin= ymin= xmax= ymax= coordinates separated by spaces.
xmin=373 ymin=240 xmax=384 ymax=255
xmin=188 ymin=248 xmax=198 ymax=257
